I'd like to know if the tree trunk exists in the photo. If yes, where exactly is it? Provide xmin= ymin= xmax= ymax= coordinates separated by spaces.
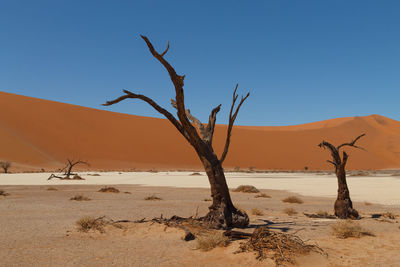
xmin=200 ymin=153 xmax=249 ymax=229
xmin=334 ymin=165 xmax=359 ymax=219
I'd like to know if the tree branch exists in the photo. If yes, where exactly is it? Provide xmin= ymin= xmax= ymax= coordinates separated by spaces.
xmin=140 ymin=35 xmax=199 ymax=143
xmin=220 ymin=84 xmax=250 ymax=164
xmin=170 ymin=99 xmax=206 ymax=137
xmin=318 ymin=141 xmax=341 ymax=166
xmin=337 ymin=133 xmax=366 ymax=151
xmin=204 ymin=104 xmax=221 ymax=145
xmin=103 ymin=90 xmax=189 ymax=141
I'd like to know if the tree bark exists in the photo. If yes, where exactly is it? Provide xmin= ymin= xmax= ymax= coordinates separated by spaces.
xmin=334 ymin=164 xmax=359 ymax=219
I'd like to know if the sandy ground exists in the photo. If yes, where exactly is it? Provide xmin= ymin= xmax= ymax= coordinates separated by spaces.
xmin=1 ymin=173 xmax=400 ymax=266
xmin=1 ymin=172 xmax=400 ymax=205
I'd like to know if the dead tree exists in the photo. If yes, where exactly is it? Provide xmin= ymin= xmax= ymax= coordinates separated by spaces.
xmin=48 ymin=159 xmax=89 ymax=180
xmin=0 ymin=161 xmax=11 ymax=173
xmin=103 ymin=35 xmax=250 ymax=229
xmin=318 ymin=134 xmax=366 ymax=219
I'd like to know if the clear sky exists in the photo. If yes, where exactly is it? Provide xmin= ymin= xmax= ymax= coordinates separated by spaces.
xmin=1 ymin=0 xmax=399 ymax=126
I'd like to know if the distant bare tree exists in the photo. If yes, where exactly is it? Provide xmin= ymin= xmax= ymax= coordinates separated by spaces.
xmin=318 ymin=134 xmax=366 ymax=219
xmin=103 ymin=35 xmax=250 ymax=229
xmin=0 ymin=161 xmax=11 ymax=173
xmin=48 ymin=159 xmax=89 ymax=180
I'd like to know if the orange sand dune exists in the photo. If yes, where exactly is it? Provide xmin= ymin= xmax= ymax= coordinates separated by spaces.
xmin=0 ymin=91 xmax=399 ymax=171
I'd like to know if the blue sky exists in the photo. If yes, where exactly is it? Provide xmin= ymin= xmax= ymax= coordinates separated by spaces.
xmin=1 ymin=0 xmax=399 ymax=126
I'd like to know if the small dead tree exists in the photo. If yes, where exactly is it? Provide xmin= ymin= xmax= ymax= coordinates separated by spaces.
xmin=318 ymin=134 xmax=366 ymax=219
xmin=103 ymin=35 xmax=250 ymax=229
xmin=0 ymin=161 xmax=11 ymax=173
xmin=48 ymin=159 xmax=89 ymax=180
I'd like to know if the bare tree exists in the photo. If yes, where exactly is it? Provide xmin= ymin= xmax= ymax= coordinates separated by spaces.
xmin=318 ymin=134 xmax=366 ymax=219
xmin=0 ymin=161 xmax=11 ymax=173
xmin=103 ymin=35 xmax=250 ymax=229
xmin=48 ymin=159 xmax=89 ymax=180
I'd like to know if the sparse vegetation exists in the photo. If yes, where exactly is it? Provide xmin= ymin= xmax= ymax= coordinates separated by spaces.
xmin=383 ymin=212 xmax=396 ymax=219
xmin=282 ymin=196 xmax=304 ymax=204
xmin=70 ymin=195 xmax=91 ymax=201
xmin=251 ymin=208 xmax=264 ymax=216
xmin=46 ymin=187 xmax=58 ymax=191
xmin=233 ymin=166 xmax=240 ymax=172
xmin=98 ymin=186 xmax=120 ymax=193
xmin=76 ymin=216 xmax=107 ymax=233
xmin=233 ymin=185 xmax=260 ymax=193
xmin=331 ymin=220 xmax=374 ymax=238
xmin=0 ymin=161 xmax=11 ymax=173
xmin=124 ymin=192 xmax=132 ymax=194
xmin=316 ymin=210 xmax=329 ymax=217
xmin=203 ymin=198 xmax=212 ymax=202
xmin=0 ymin=189 xmax=9 ymax=196
xmin=364 ymin=201 xmax=373 ymax=206
xmin=144 ymin=195 xmax=162 ymax=201
xmin=196 ymin=232 xmax=230 ymax=251
xmin=190 ymin=172 xmax=202 ymax=176
xmin=284 ymin=207 xmax=297 ymax=216
xmin=254 ymin=193 xmax=271 ymax=198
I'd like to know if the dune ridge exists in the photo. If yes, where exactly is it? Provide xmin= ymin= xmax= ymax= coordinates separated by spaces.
xmin=1 ymin=91 xmax=400 ymax=171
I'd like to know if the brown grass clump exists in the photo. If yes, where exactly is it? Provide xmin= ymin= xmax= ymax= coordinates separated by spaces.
xmin=254 ymin=193 xmax=271 ymax=198
xmin=364 ymin=201 xmax=373 ymax=206
xmin=316 ymin=210 xmax=329 ymax=217
xmin=124 ymin=191 xmax=132 ymax=194
xmin=46 ymin=187 xmax=58 ymax=191
xmin=283 ymin=207 xmax=297 ymax=216
xmin=251 ymin=208 xmax=264 ymax=216
xmin=203 ymin=198 xmax=212 ymax=202
xmin=0 ymin=189 xmax=9 ymax=196
xmin=382 ymin=212 xmax=396 ymax=219
xmin=331 ymin=220 xmax=374 ymax=239
xmin=237 ymin=226 xmax=324 ymax=264
xmin=282 ymin=196 xmax=304 ymax=204
xmin=70 ymin=195 xmax=91 ymax=201
xmin=196 ymin=232 xmax=230 ymax=251
xmin=233 ymin=185 xmax=260 ymax=193
xmin=144 ymin=195 xmax=162 ymax=201
xmin=76 ymin=216 xmax=107 ymax=233
xmin=98 ymin=186 xmax=120 ymax=193
xmin=190 ymin=172 xmax=202 ymax=176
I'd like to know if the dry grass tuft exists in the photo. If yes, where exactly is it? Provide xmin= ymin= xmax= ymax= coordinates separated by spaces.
xmin=203 ymin=198 xmax=212 ymax=202
xmin=98 ymin=186 xmax=120 ymax=193
xmin=283 ymin=207 xmax=298 ymax=216
xmin=316 ymin=210 xmax=329 ymax=217
xmin=196 ymin=232 xmax=230 ymax=251
xmin=144 ymin=195 xmax=162 ymax=201
xmin=383 ymin=212 xmax=396 ymax=219
xmin=254 ymin=193 xmax=271 ymax=198
xmin=331 ymin=220 xmax=374 ymax=239
xmin=190 ymin=172 xmax=202 ymax=176
xmin=46 ymin=187 xmax=58 ymax=191
xmin=70 ymin=194 xmax=91 ymax=201
xmin=0 ymin=189 xmax=9 ymax=196
xmin=124 ymin=191 xmax=132 ymax=194
xmin=282 ymin=196 xmax=304 ymax=204
xmin=233 ymin=185 xmax=260 ymax=193
xmin=237 ymin=226 xmax=324 ymax=264
xmin=76 ymin=216 xmax=107 ymax=233
xmin=364 ymin=201 xmax=373 ymax=206
xmin=251 ymin=208 xmax=264 ymax=216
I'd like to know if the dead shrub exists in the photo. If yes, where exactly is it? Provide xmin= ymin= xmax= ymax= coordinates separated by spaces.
xmin=282 ymin=196 xmax=303 ymax=204
xmin=190 ymin=172 xmax=202 ymax=176
xmin=203 ymin=198 xmax=212 ymax=202
xmin=196 ymin=232 xmax=230 ymax=251
xmin=76 ymin=216 xmax=107 ymax=233
xmin=233 ymin=185 xmax=260 ymax=193
xmin=284 ymin=207 xmax=297 ymax=216
xmin=316 ymin=210 xmax=329 ymax=217
xmin=364 ymin=201 xmax=373 ymax=206
xmin=0 ymin=189 xmax=9 ymax=196
xmin=70 ymin=195 xmax=91 ymax=201
xmin=46 ymin=187 xmax=58 ymax=191
xmin=331 ymin=220 xmax=374 ymax=238
xmin=72 ymin=174 xmax=84 ymax=180
xmin=98 ymin=186 xmax=120 ymax=193
xmin=124 ymin=191 xmax=132 ymax=194
xmin=251 ymin=208 xmax=264 ymax=216
xmin=254 ymin=193 xmax=271 ymax=198
xmin=144 ymin=195 xmax=162 ymax=201
xmin=237 ymin=226 xmax=324 ymax=264
xmin=383 ymin=212 xmax=396 ymax=219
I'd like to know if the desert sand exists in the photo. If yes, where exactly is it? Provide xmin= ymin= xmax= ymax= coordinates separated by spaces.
xmin=1 ymin=175 xmax=400 ymax=266
xmin=1 ymin=91 xmax=400 ymax=172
